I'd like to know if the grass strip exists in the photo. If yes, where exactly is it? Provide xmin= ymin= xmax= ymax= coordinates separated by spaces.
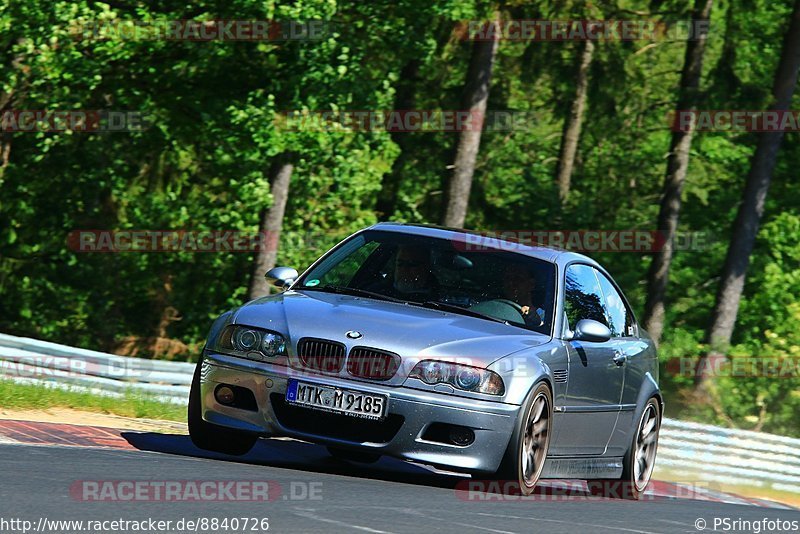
xmin=0 ymin=379 xmax=186 ymax=422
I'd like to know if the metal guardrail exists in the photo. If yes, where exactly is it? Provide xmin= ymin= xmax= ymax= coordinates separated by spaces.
xmin=658 ymin=419 xmax=800 ymax=493
xmin=0 ymin=333 xmax=799 ymax=493
xmin=0 ymin=333 xmax=192 ymax=404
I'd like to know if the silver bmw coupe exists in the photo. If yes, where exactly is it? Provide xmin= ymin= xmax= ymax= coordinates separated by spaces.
xmin=189 ymin=223 xmax=662 ymax=498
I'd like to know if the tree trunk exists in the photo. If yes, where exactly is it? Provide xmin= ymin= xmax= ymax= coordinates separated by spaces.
xmin=376 ymin=59 xmax=420 ymax=220
xmin=248 ymin=154 xmax=294 ymax=300
xmin=697 ymin=0 xmax=800 ymax=385
xmin=441 ymin=14 xmax=500 ymax=228
xmin=641 ymin=0 xmax=714 ymax=344
xmin=0 ymin=133 xmax=10 ymax=185
xmin=0 ymin=75 xmax=19 ymax=187
xmin=555 ymin=38 xmax=595 ymax=204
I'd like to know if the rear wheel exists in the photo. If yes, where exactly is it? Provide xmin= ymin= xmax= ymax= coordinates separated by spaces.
xmin=588 ymin=397 xmax=660 ymax=500
xmin=495 ymin=382 xmax=552 ymax=495
xmin=326 ymin=446 xmax=380 ymax=464
xmin=188 ymin=357 xmax=258 ymax=456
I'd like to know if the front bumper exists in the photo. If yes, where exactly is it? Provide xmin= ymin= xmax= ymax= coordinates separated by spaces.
xmin=200 ymin=352 xmax=520 ymax=474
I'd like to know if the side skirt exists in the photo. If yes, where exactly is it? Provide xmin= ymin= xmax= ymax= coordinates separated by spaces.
xmin=540 ymin=456 xmax=624 ymax=479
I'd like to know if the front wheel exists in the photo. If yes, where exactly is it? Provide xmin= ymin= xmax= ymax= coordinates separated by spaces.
xmin=188 ymin=357 xmax=258 ymax=456
xmin=588 ymin=397 xmax=660 ymax=500
xmin=495 ymin=382 xmax=552 ymax=495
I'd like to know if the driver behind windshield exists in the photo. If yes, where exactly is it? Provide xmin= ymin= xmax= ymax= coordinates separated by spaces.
xmin=391 ymin=244 xmax=439 ymax=299
xmin=503 ymin=261 xmax=545 ymax=327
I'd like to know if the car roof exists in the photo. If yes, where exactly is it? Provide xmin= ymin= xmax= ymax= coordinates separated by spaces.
xmin=368 ymin=222 xmax=602 ymax=269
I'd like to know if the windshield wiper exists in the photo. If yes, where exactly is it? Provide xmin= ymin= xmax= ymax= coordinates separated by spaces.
xmin=300 ymin=284 xmax=406 ymax=303
xmin=415 ymin=300 xmax=508 ymax=324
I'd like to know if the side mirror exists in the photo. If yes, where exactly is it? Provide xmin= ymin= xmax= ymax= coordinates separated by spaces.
xmin=265 ymin=266 xmax=299 ymax=288
xmin=569 ymin=319 xmax=611 ymax=343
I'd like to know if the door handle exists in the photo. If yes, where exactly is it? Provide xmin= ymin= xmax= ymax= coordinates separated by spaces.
xmin=613 ymin=351 xmax=627 ymax=366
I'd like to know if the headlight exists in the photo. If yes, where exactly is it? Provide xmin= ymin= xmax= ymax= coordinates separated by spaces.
xmin=409 ymin=360 xmax=505 ymax=395
xmin=261 ymin=333 xmax=285 ymax=356
xmin=217 ymin=325 xmax=287 ymax=362
xmin=233 ymin=328 xmax=261 ymax=352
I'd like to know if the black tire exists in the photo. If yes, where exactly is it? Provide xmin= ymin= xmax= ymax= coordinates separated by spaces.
xmin=494 ymin=382 xmax=553 ymax=496
xmin=588 ymin=397 xmax=661 ymax=500
xmin=326 ymin=446 xmax=381 ymax=464
xmin=188 ymin=357 xmax=258 ymax=456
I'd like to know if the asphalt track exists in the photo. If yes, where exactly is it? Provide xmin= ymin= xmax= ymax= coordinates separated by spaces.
xmin=1 ymin=421 xmax=798 ymax=534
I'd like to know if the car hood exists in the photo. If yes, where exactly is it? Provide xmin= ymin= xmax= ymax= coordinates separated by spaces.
xmin=232 ymin=290 xmax=550 ymax=381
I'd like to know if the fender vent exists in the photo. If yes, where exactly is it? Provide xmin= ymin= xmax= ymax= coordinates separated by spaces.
xmin=553 ymin=369 xmax=568 ymax=383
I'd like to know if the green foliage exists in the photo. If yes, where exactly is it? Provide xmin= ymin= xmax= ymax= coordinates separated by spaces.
xmin=716 ymin=213 xmax=800 ymax=437
xmin=660 ymin=213 xmax=800 ymax=433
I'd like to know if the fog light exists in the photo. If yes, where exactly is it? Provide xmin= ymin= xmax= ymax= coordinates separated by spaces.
xmin=449 ymin=427 xmax=475 ymax=446
xmin=215 ymin=385 xmax=235 ymax=405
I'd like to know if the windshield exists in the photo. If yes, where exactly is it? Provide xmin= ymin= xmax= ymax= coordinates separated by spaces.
xmin=296 ymin=229 xmax=556 ymax=335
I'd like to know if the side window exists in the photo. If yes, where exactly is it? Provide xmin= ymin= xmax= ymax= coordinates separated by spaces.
xmin=564 ymin=264 xmax=608 ymax=329
xmin=594 ymin=270 xmax=633 ymax=338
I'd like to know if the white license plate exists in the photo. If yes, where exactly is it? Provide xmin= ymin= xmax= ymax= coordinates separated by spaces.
xmin=285 ymin=380 xmax=387 ymax=420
